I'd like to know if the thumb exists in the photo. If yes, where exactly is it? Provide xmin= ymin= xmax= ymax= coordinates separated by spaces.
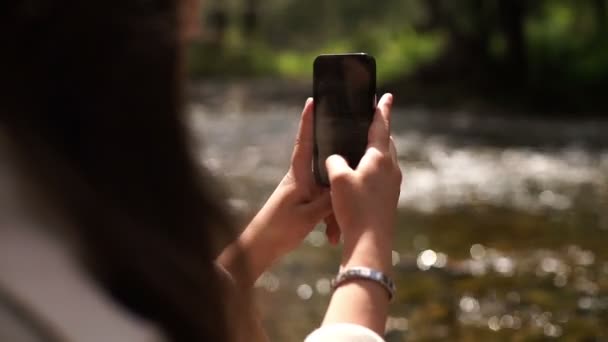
xmin=324 ymin=214 xmax=341 ymax=245
xmin=325 ymin=154 xmax=352 ymax=184
xmin=300 ymin=191 xmax=332 ymax=221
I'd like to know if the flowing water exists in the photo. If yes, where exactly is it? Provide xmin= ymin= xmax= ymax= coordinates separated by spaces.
xmin=190 ymin=101 xmax=608 ymax=341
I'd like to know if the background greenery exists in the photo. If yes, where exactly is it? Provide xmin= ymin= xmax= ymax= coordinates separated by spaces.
xmin=189 ymin=0 xmax=608 ymax=113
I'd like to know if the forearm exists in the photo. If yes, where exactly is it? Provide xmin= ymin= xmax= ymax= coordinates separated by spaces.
xmin=217 ymin=216 xmax=279 ymax=288
xmin=215 ymin=263 xmax=269 ymax=342
xmin=321 ymin=233 xmax=393 ymax=336
xmin=322 ymin=280 xmax=389 ymax=335
xmin=218 ymin=186 xmax=322 ymax=288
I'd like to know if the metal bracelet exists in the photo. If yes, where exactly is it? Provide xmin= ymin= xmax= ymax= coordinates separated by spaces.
xmin=331 ymin=266 xmax=396 ymax=300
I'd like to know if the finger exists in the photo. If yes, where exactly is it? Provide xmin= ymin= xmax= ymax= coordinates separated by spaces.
xmin=324 ymin=214 xmax=341 ymax=245
xmin=327 ymin=218 xmax=340 ymax=245
xmin=291 ymin=98 xmax=314 ymax=175
xmin=389 ymin=136 xmax=398 ymax=165
xmin=325 ymin=154 xmax=352 ymax=184
xmin=367 ymin=93 xmax=394 ymax=153
xmin=300 ymin=191 xmax=332 ymax=221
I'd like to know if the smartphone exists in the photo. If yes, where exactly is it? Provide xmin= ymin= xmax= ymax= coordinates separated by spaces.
xmin=313 ymin=53 xmax=377 ymax=186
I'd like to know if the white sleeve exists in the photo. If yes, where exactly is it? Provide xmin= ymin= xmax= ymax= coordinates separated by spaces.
xmin=305 ymin=323 xmax=385 ymax=342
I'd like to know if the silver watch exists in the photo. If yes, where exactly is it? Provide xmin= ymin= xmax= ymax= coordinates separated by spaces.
xmin=331 ymin=266 xmax=396 ymax=300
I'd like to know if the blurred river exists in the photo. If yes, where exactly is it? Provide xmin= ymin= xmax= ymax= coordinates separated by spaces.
xmin=189 ymin=99 xmax=608 ymax=341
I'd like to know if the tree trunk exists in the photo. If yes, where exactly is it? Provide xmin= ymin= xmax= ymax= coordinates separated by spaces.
xmin=470 ymin=0 xmax=490 ymax=61
xmin=498 ymin=0 xmax=528 ymax=83
xmin=593 ymin=0 xmax=607 ymax=36
xmin=208 ymin=1 xmax=228 ymax=48
xmin=243 ymin=0 xmax=259 ymax=38
xmin=425 ymin=0 xmax=444 ymax=30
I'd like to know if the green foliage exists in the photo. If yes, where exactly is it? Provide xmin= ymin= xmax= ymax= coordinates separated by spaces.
xmin=273 ymin=28 xmax=444 ymax=82
xmin=188 ymin=27 xmax=443 ymax=82
xmin=521 ymin=0 xmax=608 ymax=108
xmin=188 ymin=42 xmax=276 ymax=78
xmin=190 ymin=0 xmax=608 ymax=110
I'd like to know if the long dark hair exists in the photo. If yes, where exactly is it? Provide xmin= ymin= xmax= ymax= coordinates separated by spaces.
xmin=0 ymin=1 xmax=239 ymax=340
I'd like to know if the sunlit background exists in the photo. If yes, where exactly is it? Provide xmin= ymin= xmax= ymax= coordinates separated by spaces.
xmin=188 ymin=1 xmax=608 ymax=341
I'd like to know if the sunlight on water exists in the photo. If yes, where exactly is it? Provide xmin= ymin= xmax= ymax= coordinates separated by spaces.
xmin=460 ymin=296 xmax=480 ymax=313
xmin=386 ymin=316 xmax=409 ymax=332
xmin=190 ymin=105 xmax=608 ymax=214
xmin=315 ymin=278 xmax=331 ymax=295
xmin=470 ymin=244 xmax=486 ymax=260
xmin=417 ymin=249 xmax=437 ymax=270
xmin=255 ymin=272 xmax=281 ymax=292
xmin=190 ymin=103 xmax=608 ymax=340
xmin=398 ymin=140 xmax=605 ymax=212
xmin=296 ymin=284 xmax=313 ymax=300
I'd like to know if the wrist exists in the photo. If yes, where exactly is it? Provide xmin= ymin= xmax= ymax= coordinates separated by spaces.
xmin=323 ymin=279 xmax=390 ymax=335
xmin=332 ymin=267 xmax=396 ymax=300
xmin=342 ymin=231 xmax=393 ymax=275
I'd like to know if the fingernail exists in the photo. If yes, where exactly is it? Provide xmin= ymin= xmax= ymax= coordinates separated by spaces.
xmin=306 ymin=97 xmax=313 ymax=106
xmin=386 ymin=93 xmax=394 ymax=105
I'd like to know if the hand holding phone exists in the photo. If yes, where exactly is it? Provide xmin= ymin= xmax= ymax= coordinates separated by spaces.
xmin=320 ymin=93 xmax=402 ymax=334
xmin=325 ymin=93 xmax=401 ymax=265
xmin=313 ymin=53 xmax=377 ymax=186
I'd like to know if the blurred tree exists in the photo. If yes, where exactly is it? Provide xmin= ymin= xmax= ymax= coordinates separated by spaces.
xmin=414 ymin=0 xmax=496 ymax=81
xmin=497 ymin=0 xmax=528 ymax=82
xmin=207 ymin=0 xmax=228 ymax=47
xmin=242 ymin=0 xmax=258 ymax=39
xmin=593 ymin=0 xmax=607 ymax=36
xmin=188 ymin=0 xmax=608 ymax=112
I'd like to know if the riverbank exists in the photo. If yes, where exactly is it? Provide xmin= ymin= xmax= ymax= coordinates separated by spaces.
xmin=188 ymin=78 xmax=608 ymax=118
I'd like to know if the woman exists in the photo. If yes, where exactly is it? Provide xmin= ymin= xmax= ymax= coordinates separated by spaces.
xmin=0 ymin=0 xmax=402 ymax=341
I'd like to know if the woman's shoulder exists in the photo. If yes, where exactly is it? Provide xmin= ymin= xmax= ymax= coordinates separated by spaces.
xmin=0 ymin=221 xmax=165 ymax=342
xmin=305 ymin=323 xmax=385 ymax=342
xmin=0 ymin=289 xmax=52 ymax=342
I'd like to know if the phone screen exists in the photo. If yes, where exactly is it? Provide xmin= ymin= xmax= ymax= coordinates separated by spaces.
xmin=313 ymin=54 xmax=376 ymax=186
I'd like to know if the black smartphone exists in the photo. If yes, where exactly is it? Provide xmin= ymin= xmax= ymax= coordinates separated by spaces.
xmin=313 ymin=53 xmax=377 ymax=186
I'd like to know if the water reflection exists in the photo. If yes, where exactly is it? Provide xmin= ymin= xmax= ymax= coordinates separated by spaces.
xmin=412 ymin=234 xmax=429 ymax=250
xmin=434 ymin=253 xmax=448 ymax=268
xmin=459 ymin=296 xmax=480 ymax=313
xmin=493 ymin=257 xmax=515 ymax=276
xmin=544 ymin=323 xmax=563 ymax=338
xmin=305 ymin=230 xmax=327 ymax=248
xmin=315 ymin=278 xmax=331 ymax=296
xmin=417 ymin=249 xmax=437 ymax=270
xmin=470 ymin=244 xmax=486 ymax=260
xmin=386 ymin=316 xmax=409 ymax=332
xmin=391 ymin=251 xmax=400 ymax=266
xmin=255 ymin=272 xmax=281 ymax=292
xmin=296 ymin=284 xmax=313 ymax=300
xmin=487 ymin=316 xmax=500 ymax=331
xmin=190 ymin=104 xmax=608 ymax=340
xmin=191 ymin=105 xmax=608 ymax=216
